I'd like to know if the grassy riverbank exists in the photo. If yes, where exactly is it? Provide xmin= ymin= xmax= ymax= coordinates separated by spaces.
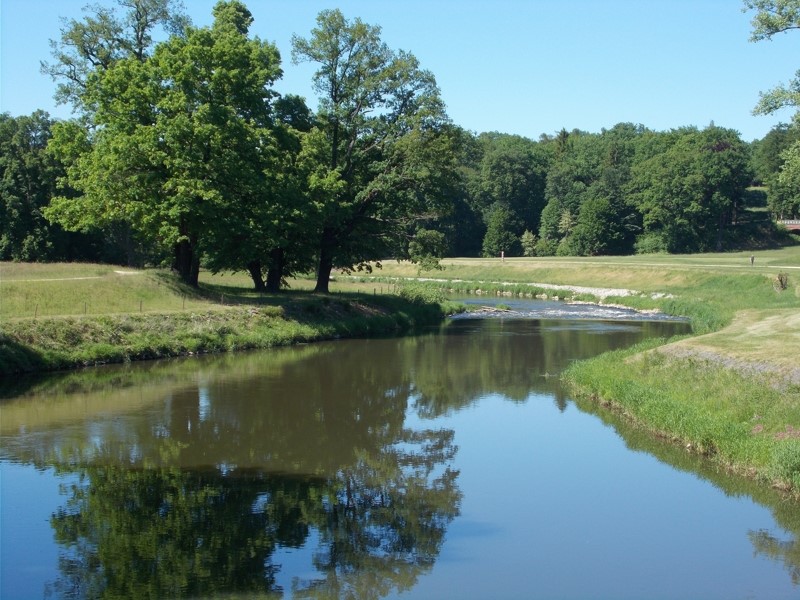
xmin=0 ymin=263 xmax=455 ymax=375
xmin=373 ymin=249 xmax=800 ymax=494
xmin=565 ymin=340 xmax=800 ymax=493
xmin=3 ymin=252 xmax=800 ymax=493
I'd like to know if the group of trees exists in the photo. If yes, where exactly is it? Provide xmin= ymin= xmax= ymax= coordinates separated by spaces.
xmin=746 ymin=0 xmax=800 ymax=219
xmin=5 ymin=0 xmax=460 ymax=292
xmin=451 ymin=124 xmax=754 ymax=258
xmin=1 ymin=0 xmax=799 ymax=289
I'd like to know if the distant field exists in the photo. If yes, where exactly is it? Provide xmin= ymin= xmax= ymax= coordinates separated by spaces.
xmin=370 ymin=248 xmax=800 ymax=304
xmin=0 ymin=263 xmax=383 ymax=320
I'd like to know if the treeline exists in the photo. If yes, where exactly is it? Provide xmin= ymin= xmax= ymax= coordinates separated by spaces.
xmin=450 ymin=123 xmax=787 ymax=258
xmin=2 ymin=0 xmax=799 ymax=290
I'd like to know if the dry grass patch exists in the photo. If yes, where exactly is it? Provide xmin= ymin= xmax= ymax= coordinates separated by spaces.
xmin=658 ymin=309 xmax=800 ymax=385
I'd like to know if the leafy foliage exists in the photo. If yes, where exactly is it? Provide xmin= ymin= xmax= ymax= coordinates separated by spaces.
xmin=746 ymin=0 xmax=800 ymax=218
xmin=46 ymin=1 xmax=285 ymax=286
xmin=481 ymin=202 xmax=521 ymax=257
xmin=0 ymin=112 xmax=124 ymax=262
xmin=292 ymin=9 xmax=459 ymax=292
xmin=4 ymin=1 xmax=798 ymax=277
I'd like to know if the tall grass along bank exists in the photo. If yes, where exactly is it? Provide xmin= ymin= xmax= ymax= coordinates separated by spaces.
xmin=563 ymin=340 xmax=800 ymax=496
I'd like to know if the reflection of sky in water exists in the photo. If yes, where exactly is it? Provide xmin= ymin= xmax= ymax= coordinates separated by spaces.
xmin=402 ymin=393 xmax=797 ymax=600
xmin=452 ymin=296 xmax=688 ymax=322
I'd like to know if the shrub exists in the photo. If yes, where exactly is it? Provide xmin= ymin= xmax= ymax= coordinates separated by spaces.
xmin=396 ymin=282 xmax=447 ymax=304
xmin=635 ymin=232 xmax=669 ymax=254
xmin=535 ymin=237 xmax=558 ymax=257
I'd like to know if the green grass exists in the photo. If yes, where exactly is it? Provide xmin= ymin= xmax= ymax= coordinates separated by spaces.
xmin=563 ymin=339 xmax=800 ymax=495
xmin=0 ymin=262 xmax=454 ymax=375
xmin=0 ymin=265 xmax=213 ymax=318
xmin=0 ymin=295 xmax=447 ymax=375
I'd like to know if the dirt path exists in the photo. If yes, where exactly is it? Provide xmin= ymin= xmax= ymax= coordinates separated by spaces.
xmin=3 ymin=270 xmax=142 ymax=283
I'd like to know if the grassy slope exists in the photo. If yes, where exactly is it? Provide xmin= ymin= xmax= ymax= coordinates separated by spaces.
xmin=0 ymin=263 xmax=449 ymax=374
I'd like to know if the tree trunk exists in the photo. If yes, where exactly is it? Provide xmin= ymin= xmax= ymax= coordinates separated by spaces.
xmin=314 ymin=231 xmax=335 ymax=294
xmin=173 ymin=219 xmax=200 ymax=287
xmin=265 ymin=248 xmax=285 ymax=293
xmin=173 ymin=239 xmax=194 ymax=285
xmin=189 ymin=240 xmax=200 ymax=287
xmin=247 ymin=260 xmax=266 ymax=292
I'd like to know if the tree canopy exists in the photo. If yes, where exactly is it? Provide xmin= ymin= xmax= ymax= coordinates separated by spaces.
xmin=291 ymin=9 xmax=459 ymax=292
xmin=746 ymin=0 xmax=800 ymax=221
xmin=46 ymin=1 xmax=286 ymax=286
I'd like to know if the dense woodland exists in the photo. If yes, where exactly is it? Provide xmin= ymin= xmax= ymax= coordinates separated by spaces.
xmin=2 ymin=0 xmax=799 ymax=291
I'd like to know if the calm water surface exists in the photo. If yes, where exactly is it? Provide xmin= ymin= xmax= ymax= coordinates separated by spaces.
xmin=1 ymin=303 xmax=799 ymax=599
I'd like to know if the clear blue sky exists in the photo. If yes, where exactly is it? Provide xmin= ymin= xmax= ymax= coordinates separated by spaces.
xmin=1 ymin=0 xmax=797 ymax=141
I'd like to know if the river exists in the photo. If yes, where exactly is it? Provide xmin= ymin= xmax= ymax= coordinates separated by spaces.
xmin=1 ymin=300 xmax=798 ymax=599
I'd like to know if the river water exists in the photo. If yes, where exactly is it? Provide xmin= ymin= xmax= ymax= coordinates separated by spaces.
xmin=1 ymin=301 xmax=798 ymax=599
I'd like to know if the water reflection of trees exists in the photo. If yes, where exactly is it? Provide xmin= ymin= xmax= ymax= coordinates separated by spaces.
xmin=48 ymin=426 xmax=460 ymax=598
xmin=407 ymin=318 xmax=677 ymax=417
xmin=1 ymin=315 xmax=686 ymax=597
xmin=749 ymin=530 xmax=800 ymax=585
xmin=36 ymin=338 xmax=463 ymax=598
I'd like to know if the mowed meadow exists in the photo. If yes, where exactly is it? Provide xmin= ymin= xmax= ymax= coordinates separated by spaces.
xmin=0 ymin=262 xmax=453 ymax=375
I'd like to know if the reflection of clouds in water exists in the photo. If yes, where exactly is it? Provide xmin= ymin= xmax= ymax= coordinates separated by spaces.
xmin=452 ymin=297 xmax=687 ymax=323
xmin=199 ymin=386 xmax=210 ymax=422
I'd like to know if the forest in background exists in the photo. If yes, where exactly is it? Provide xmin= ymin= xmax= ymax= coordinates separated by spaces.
xmin=2 ymin=0 xmax=799 ymax=291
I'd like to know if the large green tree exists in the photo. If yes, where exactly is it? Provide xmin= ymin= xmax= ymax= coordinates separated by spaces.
xmin=0 ymin=111 xmax=125 ymax=262
xmin=292 ymin=9 xmax=457 ymax=293
xmin=47 ymin=1 xmax=284 ymax=287
xmin=536 ymin=125 xmax=645 ymax=256
xmin=751 ymin=123 xmax=800 ymax=217
xmin=746 ymin=0 xmax=800 ymax=217
xmin=1 ymin=111 xmax=64 ymax=261
xmin=481 ymin=202 xmax=522 ymax=257
xmin=630 ymin=126 xmax=751 ymax=252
